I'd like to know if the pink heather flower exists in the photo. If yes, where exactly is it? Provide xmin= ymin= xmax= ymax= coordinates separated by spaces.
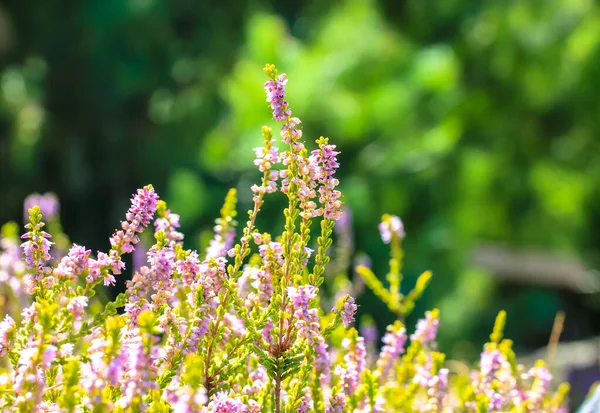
xmin=253 ymin=140 xmax=281 ymax=173
xmin=248 ymin=267 xmax=273 ymax=305
xmin=251 ymin=126 xmax=281 ymax=204
xmin=264 ymin=74 xmax=291 ymax=122
xmin=66 ymin=295 xmax=89 ymax=320
xmin=413 ymin=362 xmax=432 ymax=388
xmin=378 ymin=215 xmax=405 ymax=244
xmin=469 ymin=345 xmax=517 ymax=412
xmin=116 ymin=329 xmax=157 ymax=410
xmin=338 ymin=336 xmax=366 ymax=396
xmin=479 ymin=347 xmax=504 ymax=379
xmin=438 ymin=368 xmax=449 ymax=396
xmin=302 ymin=247 xmax=313 ymax=266
xmin=106 ymin=351 xmax=127 ymax=386
xmin=373 ymin=396 xmax=386 ymax=413
xmin=54 ymin=243 xmax=91 ymax=281
xmin=59 ymin=343 xmax=75 ymax=357
xmin=297 ymin=388 xmax=314 ymax=413
xmin=413 ymin=362 xmax=449 ymax=412
xmin=252 ymin=233 xmax=263 ymax=245
xmin=0 ymin=315 xmax=15 ymax=356
xmin=411 ymin=311 xmax=440 ymax=347
xmin=81 ymin=330 xmax=125 ymax=409
xmin=87 ymin=252 xmax=117 ymax=286
xmin=258 ymin=242 xmax=283 ymax=264
xmin=279 ymin=152 xmax=315 ymax=201
xmin=325 ymin=392 xmax=347 ymax=413
xmin=14 ymin=339 xmax=45 ymax=407
xmin=20 ymin=208 xmax=54 ymax=293
xmin=127 ymin=186 xmax=160 ymax=228
xmin=38 ymin=401 xmax=61 ymax=412
xmin=287 ymin=285 xmax=317 ymax=310
xmin=154 ymin=209 xmax=184 ymax=245
xmin=176 ymin=250 xmax=201 ymax=286
xmin=340 ymin=296 xmax=358 ymax=327
xmin=125 ymin=245 xmax=177 ymax=324
xmin=110 ymin=185 xmax=159 ymax=255
xmin=310 ymin=139 xmax=342 ymax=220
xmin=20 ymin=230 xmax=53 ymax=270
xmin=525 ymin=363 xmax=552 ymax=409
xmin=287 ymin=285 xmax=321 ymax=343
xmin=202 ymin=391 xmax=247 ymax=412
xmin=184 ymin=308 xmax=210 ymax=354
xmin=488 ymin=393 xmax=503 ymax=411
xmin=164 ymin=381 xmax=208 ymax=412
xmin=281 ymin=117 xmax=304 ymax=148
xmin=198 ymin=256 xmax=228 ymax=301
xmin=42 ymin=344 xmax=58 ymax=367
xmin=147 ymin=246 xmax=176 ymax=286
xmin=376 ymin=322 xmax=407 ymax=382
xmin=257 ymin=242 xmax=284 ymax=291
xmin=261 ymin=320 xmax=275 ymax=346
xmin=24 ymin=193 xmax=59 ymax=222
xmin=224 ymin=313 xmax=247 ymax=339
xmin=21 ymin=304 xmax=36 ymax=323
xmin=242 ymin=365 xmax=268 ymax=396
xmin=314 ymin=335 xmax=331 ymax=386
xmin=316 ymin=337 xmax=331 ymax=386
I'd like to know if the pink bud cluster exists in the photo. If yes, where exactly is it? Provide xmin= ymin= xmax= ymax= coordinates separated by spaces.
xmin=410 ymin=310 xmax=440 ymax=347
xmin=110 ymin=185 xmax=159 ymax=254
xmin=154 ymin=208 xmax=184 ymax=246
xmin=264 ymin=74 xmax=291 ymax=122
xmin=326 ymin=392 xmax=347 ymax=413
xmin=54 ymin=244 xmax=90 ymax=281
xmin=340 ymin=296 xmax=358 ymax=328
xmin=287 ymin=285 xmax=321 ymax=344
xmin=310 ymin=140 xmax=343 ymax=220
xmin=378 ymin=215 xmax=405 ymax=244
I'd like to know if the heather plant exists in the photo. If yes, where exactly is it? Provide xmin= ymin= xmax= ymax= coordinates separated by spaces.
xmin=0 ymin=64 xmax=570 ymax=412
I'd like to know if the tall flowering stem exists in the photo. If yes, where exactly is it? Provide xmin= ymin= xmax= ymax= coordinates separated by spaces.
xmin=20 ymin=206 xmax=53 ymax=296
xmin=263 ymin=63 xmax=345 ymax=412
xmin=358 ymin=215 xmax=431 ymax=319
xmin=379 ymin=214 xmax=404 ymax=315
xmin=264 ymin=63 xmax=306 ymax=413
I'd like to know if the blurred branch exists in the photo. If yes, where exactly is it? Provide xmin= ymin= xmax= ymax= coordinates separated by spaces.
xmin=471 ymin=244 xmax=600 ymax=294
xmin=546 ymin=311 xmax=565 ymax=368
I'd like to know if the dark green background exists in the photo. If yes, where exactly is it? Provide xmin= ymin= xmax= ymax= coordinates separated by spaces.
xmin=2 ymin=0 xmax=600 ymax=363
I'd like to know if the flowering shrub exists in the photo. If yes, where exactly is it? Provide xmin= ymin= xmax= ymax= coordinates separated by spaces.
xmin=0 ymin=64 xmax=570 ymax=412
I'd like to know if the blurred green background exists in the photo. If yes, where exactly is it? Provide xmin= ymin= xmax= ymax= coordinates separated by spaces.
xmin=2 ymin=0 xmax=600 ymax=366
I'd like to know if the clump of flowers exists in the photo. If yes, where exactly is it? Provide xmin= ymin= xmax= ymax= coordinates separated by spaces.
xmin=0 ymin=64 xmax=570 ymax=412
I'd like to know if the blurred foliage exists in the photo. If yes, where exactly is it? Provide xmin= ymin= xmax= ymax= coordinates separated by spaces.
xmin=2 ymin=0 xmax=600 ymax=361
